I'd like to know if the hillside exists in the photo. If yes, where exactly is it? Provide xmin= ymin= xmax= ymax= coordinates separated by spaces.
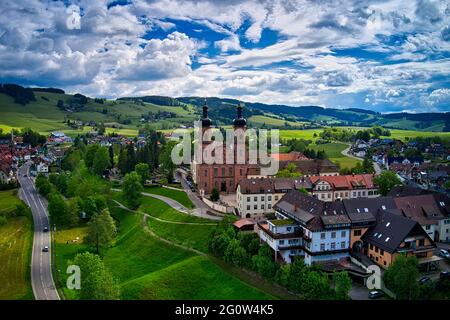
xmin=1 ymin=83 xmax=449 ymax=134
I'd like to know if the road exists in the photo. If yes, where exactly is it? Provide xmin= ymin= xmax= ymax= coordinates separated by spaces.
xmin=175 ymin=169 xmax=225 ymax=220
xmin=18 ymin=163 xmax=60 ymax=300
xmin=341 ymin=145 xmax=382 ymax=174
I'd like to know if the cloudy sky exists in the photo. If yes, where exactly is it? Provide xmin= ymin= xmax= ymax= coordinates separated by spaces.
xmin=0 ymin=0 xmax=449 ymax=113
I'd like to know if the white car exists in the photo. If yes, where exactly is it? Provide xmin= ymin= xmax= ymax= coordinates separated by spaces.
xmin=439 ymin=249 xmax=450 ymax=259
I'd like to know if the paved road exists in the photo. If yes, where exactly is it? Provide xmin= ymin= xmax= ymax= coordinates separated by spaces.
xmin=341 ymin=145 xmax=381 ymax=174
xmin=18 ymin=163 xmax=60 ymax=300
xmin=175 ymin=169 xmax=225 ymax=220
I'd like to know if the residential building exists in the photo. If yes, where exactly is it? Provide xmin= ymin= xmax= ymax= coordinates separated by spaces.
xmin=361 ymin=210 xmax=435 ymax=269
xmin=278 ymin=158 xmax=340 ymax=176
xmin=309 ymin=174 xmax=378 ymax=202
xmin=257 ymin=190 xmax=351 ymax=265
xmin=393 ymin=194 xmax=450 ymax=242
xmin=343 ymin=197 xmax=397 ymax=251
xmin=236 ymin=174 xmax=379 ymax=218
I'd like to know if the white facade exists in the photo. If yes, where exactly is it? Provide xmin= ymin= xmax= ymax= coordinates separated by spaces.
xmin=258 ymin=211 xmax=351 ymax=266
xmin=237 ymin=186 xmax=284 ymax=219
xmin=37 ymin=162 xmax=49 ymax=173
xmin=311 ymin=180 xmax=379 ymax=202
xmin=438 ymin=218 xmax=450 ymax=242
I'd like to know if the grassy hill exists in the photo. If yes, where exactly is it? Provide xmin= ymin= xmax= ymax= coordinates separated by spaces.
xmin=1 ymin=83 xmax=449 ymax=136
xmin=54 ymin=196 xmax=275 ymax=300
xmin=0 ymin=90 xmax=197 ymax=136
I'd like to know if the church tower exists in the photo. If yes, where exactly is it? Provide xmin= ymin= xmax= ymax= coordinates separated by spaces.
xmin=233 ymin=102 xmax=247 ymax=130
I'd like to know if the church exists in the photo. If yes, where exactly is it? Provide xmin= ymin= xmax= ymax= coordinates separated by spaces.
xmin=191 ymin=100 xmax=257 ymax=195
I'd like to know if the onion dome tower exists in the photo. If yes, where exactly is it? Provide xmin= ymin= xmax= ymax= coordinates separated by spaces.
xmin=233 ymin=102 xmax=247 ymax=128
xmin=201 ymin=98 xmax=212 ymax=128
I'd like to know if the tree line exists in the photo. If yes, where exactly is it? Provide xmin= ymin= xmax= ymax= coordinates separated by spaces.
xmin=208 ymin=217 xmax=352 ymax=300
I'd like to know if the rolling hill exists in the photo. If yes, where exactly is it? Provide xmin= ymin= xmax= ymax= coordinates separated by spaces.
xmin=0 ymin=83 xmax=449 ymax=135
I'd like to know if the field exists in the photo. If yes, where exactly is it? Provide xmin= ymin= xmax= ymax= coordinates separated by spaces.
xmin=0 ymin=92 xmax=196 ymax=136
xmin=310 ymin=142 xmax=360 ymax=170
xmin=0 ymin=189 xmax=33 ymax=300
xmin=53 ymin=198 xmax=274 ymax=300
xmin=248 ymin=115 xmax=306 ymax=128
xmin=143 ymin=186 xmax=194 ymax=209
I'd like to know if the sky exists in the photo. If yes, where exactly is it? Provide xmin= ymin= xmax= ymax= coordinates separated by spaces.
xmin=0 ymin=0 xmax=449 ymax=113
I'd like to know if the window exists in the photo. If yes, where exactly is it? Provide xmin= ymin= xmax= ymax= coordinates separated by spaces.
xmin=331 ymin=232 xmax=336 ymax=238
xmin=204 ymin=182 xmax=207 ymax=188
xmin=328 ymin=193 xmax=331 ymax=198
xmin=380 ymin=249 xmax=384 ymax=255
xmin=240 ymin=169 xmax=243 ymax=176
xmin=341 ymin=241 xmax=345 ymax=249
xmin=370 ymin=244 xmax=374 ymax=250
xmin=341 ymin=231 xmax=346 ymax=237
xmin=268 ymin=204 xmax=272 ymax=209
xmin=375 ymin=247 xmax=378 ymax=253
xmin=247 ymin=197 xmax=250 ymax=202
xmin=261 ymin=196 xmax=264 ymax=201
xmin=254 ymin=196 xmax=257 ymax=201
xmin=321 ymin=233 xmax=326 ymax=239
xmin=254 ymin=205 xmax=257 ymax=210
xmin=268 ymin=196 xmax=272 ymax=201
xmin=320 ymin=243 xmax=325 ymax=251
xmin=275 ymin=196 xmax=279 ymax=201
xmin=246 ymin=205 xmax=250 ymax=210
xmin=425 ymin=225 xmax=431 ymax=230
xmin=287 ymin=227 xmax=292 ymax=232
xmin=331 ymin=242 xmax=336 ymax=250
xmin=229 ymin=167 xmax=233 ymax=175
xmin=221 ymin=167 xmax=225 ymax=176
xmin=418 ymin=239 xmax=425 ymax=247
xmin=214 ymin=168 xmax=218 ymax=177
xmin=204 ymin=170 xmax=208 ymax=177
xmin=279 ymin=240 xmax=285 ymax=245
xmin=261 ymin=205 xmax=265 ymax=210
xmin=354 ymin=229 xmax=361 ymax=236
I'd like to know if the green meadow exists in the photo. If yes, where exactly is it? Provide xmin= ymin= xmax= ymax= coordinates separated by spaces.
xmin=143 ymin=186 xmax=195 ymax=209
xmin=53 ymin=198 xmax=274 ymax=300
xmin=0 ymin=190 xmax=33 ymax=300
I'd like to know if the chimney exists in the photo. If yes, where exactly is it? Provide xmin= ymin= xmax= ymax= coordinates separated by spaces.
xmin=294 ymin=203 xmax=298 ymax=212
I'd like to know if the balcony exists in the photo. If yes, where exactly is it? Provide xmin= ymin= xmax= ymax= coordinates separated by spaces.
xmin=257 ymin=221 xmax=303 ymax=240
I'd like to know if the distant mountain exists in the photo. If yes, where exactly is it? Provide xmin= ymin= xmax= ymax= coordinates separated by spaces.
xmin=1 ymin=83 xmax=449 ymax=132
xmin=176 ymin=96 xmax=449 ymax=131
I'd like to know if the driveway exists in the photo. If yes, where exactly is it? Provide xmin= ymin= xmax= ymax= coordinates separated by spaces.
xmin=349 ymin=283 xmax=370 ymax=300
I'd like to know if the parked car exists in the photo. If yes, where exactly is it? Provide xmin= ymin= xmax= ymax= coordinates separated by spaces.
xmin=42 ymin=246 xmax=49 ymax=252
xmin=439 ymin=249 xmax=450 ymax=259
xmin=440 ymin=271 xmax=450 ymax=280
xmin=419 ymin=276 xmax=431 ymax=284
xmin=368 ymin=290 xmax=384 ymax=299
xmin=43 ymin=226 xmax=48 ymax=232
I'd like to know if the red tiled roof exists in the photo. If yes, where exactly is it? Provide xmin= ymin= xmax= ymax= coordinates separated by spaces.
xmin=271 ymin=152 xmax=309 ymax=161
xmin=310 ymin=174 xmax=375 ymax=190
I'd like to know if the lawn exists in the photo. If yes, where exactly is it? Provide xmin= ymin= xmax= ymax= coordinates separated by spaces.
xmin=53 ymin=226 xmax=89 ymax=300
xmin=53 ymin=201 xmax=273 ymax=300
xmin=143 ymin=186 xmax=194 ymax=209
xmin=310 ymin=142 xmax=361 ymax=170
xmin=121 ymin=255 xmax=272 ymax=300
xmin=0 ymin=190 xmax=33 ymax=300
xmin=146 ymin=217 xmax=216 ymax=253
xmin=138 ymin=194 xmax=210 ymax=223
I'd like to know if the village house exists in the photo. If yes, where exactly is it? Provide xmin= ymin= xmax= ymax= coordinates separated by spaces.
xmin=361 ymin=210 xmax=436 ymax=269
xmin=256 ymin=190 xmax=441 ymax=269
xmin=237 ymin=174 xmax=379 ymax=219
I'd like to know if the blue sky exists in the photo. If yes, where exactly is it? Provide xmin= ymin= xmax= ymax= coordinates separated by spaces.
xmin=0 ymin=0 xmax=449 ymax=113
